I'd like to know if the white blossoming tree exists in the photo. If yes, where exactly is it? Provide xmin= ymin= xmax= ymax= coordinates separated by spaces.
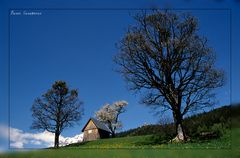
xmin=95 ymin=101 xmax=128 ymax=137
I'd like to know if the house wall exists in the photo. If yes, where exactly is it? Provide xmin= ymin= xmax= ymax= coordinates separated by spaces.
xmin=83 ymin=128 xmax=100 ymax=141
xmin=98 ymin=129 xmax=110 ymax=139
xmin=83 ymin=119 xmax=110 ymax=141
xmin=83 ymin=120 xmax=100 ymax=141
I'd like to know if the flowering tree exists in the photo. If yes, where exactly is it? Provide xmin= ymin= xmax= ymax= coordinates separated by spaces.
xmin=95 ymin=101 xmax=128 ymax=137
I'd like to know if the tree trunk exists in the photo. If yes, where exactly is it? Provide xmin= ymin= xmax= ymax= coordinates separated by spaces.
xmin=54 ymin=131 xmax=60 ymax=148
xmin=175 ymin=120 xmax=185 ymax=141
xmin=111 ymin=131 xmax=115 ymax=138
xmin=107 ymin=121 xmax=115 ymax=138
xmin=172 ymin=110 xmax=186 ymax=142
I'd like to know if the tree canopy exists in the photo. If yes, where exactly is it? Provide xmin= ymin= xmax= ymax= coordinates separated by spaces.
xmin=31 ymin=81 xmax=84 ymax=147
xmin=95 ymin=100 xmax=128 ymax=137
xmin=114 ymin=10 xmax=224 ymax=141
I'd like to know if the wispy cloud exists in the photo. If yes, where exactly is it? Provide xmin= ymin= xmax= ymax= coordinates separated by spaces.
xmin=0 ymin=124 xmax=83 ymax=149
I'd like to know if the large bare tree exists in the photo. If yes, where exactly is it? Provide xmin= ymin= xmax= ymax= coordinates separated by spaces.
xmin=31 ymin=81 xmax=83 ymax=148
xmin=95 ymin=101 xmax=128 ymax=137
xmin=114 ymin=11 xmax=224 ymax=141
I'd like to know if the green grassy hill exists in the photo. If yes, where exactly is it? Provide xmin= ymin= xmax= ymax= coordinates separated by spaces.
xmin=1 ymin=105 xmax=239 ymax=158
xmin=65 ymin=105 xmax=237 ymax=149
xmin=1 ymin=128 xmax=238 ymax=158
xmin=65 ymin=129 xmax=232 ymax=149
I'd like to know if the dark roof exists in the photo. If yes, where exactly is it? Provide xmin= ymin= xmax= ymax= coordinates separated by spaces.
xmin=81 ymin=117 xmax=111 ymax=133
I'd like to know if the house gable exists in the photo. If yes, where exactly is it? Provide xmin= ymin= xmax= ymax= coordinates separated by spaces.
xmin=82 ymin=118 xmax=111 ymax=141
xmin=82 ymin=118 xmax=111 ymax=133
xmin=84 ymin=120 xmax=97 ymax=131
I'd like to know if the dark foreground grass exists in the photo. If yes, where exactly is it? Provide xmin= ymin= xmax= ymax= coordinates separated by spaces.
xmin=1 ymin=148 xmax=239 ymax=158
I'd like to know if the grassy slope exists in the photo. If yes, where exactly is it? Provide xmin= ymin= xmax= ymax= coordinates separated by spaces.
xmin=66 ymin=129 xmax=231 ymax=149
xmin=1 ymin=106 xmax=239 ymax=158
xmin=1 ymin=128 xmax=239 ymax=158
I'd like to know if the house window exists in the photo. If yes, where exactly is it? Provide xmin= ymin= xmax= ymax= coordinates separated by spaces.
xmin=88 ymin=129 xmax=92 ymax=134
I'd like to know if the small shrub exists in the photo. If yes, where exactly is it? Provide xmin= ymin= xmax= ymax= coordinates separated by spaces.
xmin=199 ymin=131 xmax=219 ymax=140
xmin=197 ymin=125 xmax=208 ymax=133
xmin=151 ymin=134 xmax=169 ymax=144
xmin=194 ymin=123 xmax=225 ymax=140
xmin=211 ymin=123 xmax=225 ymax=137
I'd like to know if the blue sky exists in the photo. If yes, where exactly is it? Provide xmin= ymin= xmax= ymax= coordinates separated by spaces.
xmin=0 ymin=0 xmax=239 ymax=149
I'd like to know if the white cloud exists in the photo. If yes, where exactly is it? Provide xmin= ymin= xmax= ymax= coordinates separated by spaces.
xmin=0 ymin=124 xmax=83 ymax=149
xmin=59 ymin=133 xmax=83 ymax=146
xmin=10 ymin=141 xmax=24 ymax=149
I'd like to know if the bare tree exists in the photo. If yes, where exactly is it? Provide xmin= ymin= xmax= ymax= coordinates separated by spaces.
xmin=31 ymin=81 xmax=83 ymax=148
xmin=114 ymin=11 xmax=224 ymax=141
xmin=95 ymin=101 xmax=128 ymax=137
